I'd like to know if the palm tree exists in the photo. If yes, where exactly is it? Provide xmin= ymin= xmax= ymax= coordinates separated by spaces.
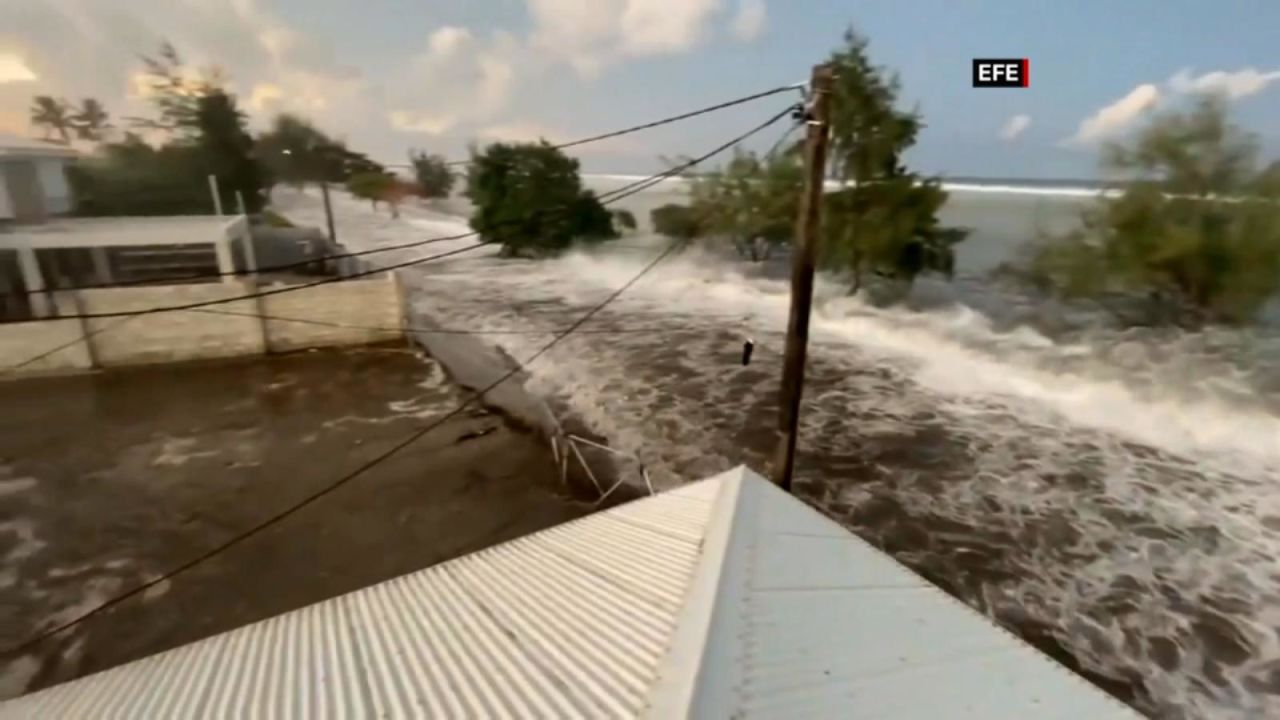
xmin=29 ymin=96 xmax=72 ymax=143
xmin=71 ymin=98 xmax=112 ymax=141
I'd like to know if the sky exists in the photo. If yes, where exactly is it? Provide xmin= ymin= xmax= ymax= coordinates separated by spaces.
xmin=0 ymin=0 xmax=1277 ymax=178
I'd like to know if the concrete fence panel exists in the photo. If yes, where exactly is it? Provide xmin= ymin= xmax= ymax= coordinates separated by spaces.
xmin=0 ymin=317 xmax=92 ymax=373
xmin=261 ymin=275 xmax=403 ymax=352
xmin=1 ymin=274 xmax=404 ymax=378
xmin=81 ymin=282 xmax=266 ymax=366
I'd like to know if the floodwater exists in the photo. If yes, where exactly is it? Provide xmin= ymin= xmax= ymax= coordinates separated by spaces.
xmin=280 ymin=180 xmax=1280 ymax=720
xmin=0 ymin=347 xmax=586 ymax=698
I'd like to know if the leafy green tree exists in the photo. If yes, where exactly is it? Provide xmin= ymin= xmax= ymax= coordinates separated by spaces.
xmin=465 ymin=141 xmax=616 ymax=257
xmin=257 ymin=114 xmax=344 ymax=187
xmin=346 ymin=171 xmax=395 ymax=210
xmin=127 ymin=42 xmax=224 ymax=137
xmin=827 ymin=30 xmax=919 ymax=182
xmin=408 ymin=150 xmax=455 ymax=199
xmin=612 ymin=209 xmax=637 ymax=231
xmin=1019 ymin=96 xmax=1280 ymax=325
xmin=67 ymin=43 xmax=269 ymax=216
xmin=29 ymin=96 xmax=72 ymax=143
xmin=651 ymin=204 xmax=703 ymax=240
xmin=689 ymin=148 xmax=802 ymax=261
xmin=196 ymin=90 xmax=266 ymax=212
xmin=822 ymin=179 xmax=964 ymax=294
xmin=70 ymin=98 xmax=111 ymax=141
xmin=819 ymin=28 xmax=966 ymax=294
xmin=340 ymin=150 xmax=384 ymax=177
xmin=68 ymin=140 xmax=214 ymax=216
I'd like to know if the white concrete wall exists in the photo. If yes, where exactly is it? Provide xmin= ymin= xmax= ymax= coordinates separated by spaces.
xmin=36 ymin=158 xmax=71 ymax=215
xmin=0 ymin=274 xmax=404 ymax=378
xmin=262 ymin=276 xmax=403 ymax=352
xmin=0 ymin=172 xmax=13 ymax=219
xmin=0 ymin=317 xmax=92 ymax=373
xmin=81 ymin=282 xmax=265 ymax=366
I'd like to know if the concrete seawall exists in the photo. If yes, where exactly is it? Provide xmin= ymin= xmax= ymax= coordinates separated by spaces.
xmin=404 ymin=306 xmax=638 ymax=500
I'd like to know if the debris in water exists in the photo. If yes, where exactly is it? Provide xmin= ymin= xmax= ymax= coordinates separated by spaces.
xmin=456 ymin=426 xmax=499 ymax=444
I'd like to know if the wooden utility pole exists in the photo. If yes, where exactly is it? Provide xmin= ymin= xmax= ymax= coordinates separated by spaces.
xmin=771 ymin=63 xmax=834 ymax=492
xmin=320 ymin=181 xmax=338 ymax=243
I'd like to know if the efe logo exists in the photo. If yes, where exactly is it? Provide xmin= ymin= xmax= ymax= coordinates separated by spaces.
xmin=973 ymin=58 xmax=1029 ymax=88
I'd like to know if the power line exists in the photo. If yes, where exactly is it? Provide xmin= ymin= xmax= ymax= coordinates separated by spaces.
xmin=424 ymin=83 xmax=801 ymax=167
xmin=1 ymin=103 xmax=793 ymax=658
xmin=8 ymin=84 xmax=803 ymax=296
xmin=1 ymin=227 xmax=476 ymax=297
xmin=766 ymin=120 xmax=804 ymax=159
xmin=7 ymin=104 xmax=798 ymax=327
xmin=2 ymin=243 xmax=685 ymax=661
xmin=2 ymin=242 xmax=490 ymax=374
xmin=3 ymin=103 xmax=796 ymax=373
xmin=191 ymin=306 xmax=752 ymax=336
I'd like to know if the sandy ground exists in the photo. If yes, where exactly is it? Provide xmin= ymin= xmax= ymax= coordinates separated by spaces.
xmin=0 ymin=345 xmax=595 ymax=699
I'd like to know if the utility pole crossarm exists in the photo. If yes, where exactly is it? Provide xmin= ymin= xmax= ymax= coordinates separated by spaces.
xmin=771 ymin=63 xmax=835 ymax=492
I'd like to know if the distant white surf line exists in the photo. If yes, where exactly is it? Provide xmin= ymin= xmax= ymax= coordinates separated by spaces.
xmin=583 ymin=174 xmax=1114 ymax=198
xmin=941 ymin=183 xmax=1116 ymax=198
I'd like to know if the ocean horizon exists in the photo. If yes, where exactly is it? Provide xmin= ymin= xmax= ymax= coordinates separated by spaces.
xmin=583 ymin=173 xmax=1116 ymax=198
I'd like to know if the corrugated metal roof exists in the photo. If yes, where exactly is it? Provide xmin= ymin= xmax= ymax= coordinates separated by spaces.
xmin=642 ymin=467 xmax=1141 ymax=719
xmin=0 ymin=480 xmax=719 ymax=719
xmin=2 ymin=467 xmax=1141 ymax=719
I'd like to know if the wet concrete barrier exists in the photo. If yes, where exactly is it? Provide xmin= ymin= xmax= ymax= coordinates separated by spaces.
xmin=405 ymin=306 xmax=643 ymax=503
xmin=0 ymin=273 xmax=405 ymax=377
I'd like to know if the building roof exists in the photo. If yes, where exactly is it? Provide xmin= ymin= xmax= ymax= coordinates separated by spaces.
xmin=0 ymin=467 xmax=1141 ymax=719
xmin=0 ymin=134 xmax=78 ymax=159
xmin=6 ymin=216 xmax=243 ymax=250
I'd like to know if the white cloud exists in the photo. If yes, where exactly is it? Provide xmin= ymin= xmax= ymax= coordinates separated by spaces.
xmin=999 ymin=113 xmax=1031 ymax=141
xmin=389 ymin=28 xmax=524 ymax=146
xmin=1064 ymin=83 xmax=1161 ymax=146
xmin=389 ymin=110 xmax=455 ymax=135
xmin=477 ymin=121 xmax=565 ymax=144
xmin=0 ymin=54 xmax=37 ymax=84
xmin=620 ymin=0 xmax=725 ymax=55
xmin=427 ymin=27 xmax=473 ymax=58
xmin=247 ymin=83 xmax=283 ymax=113
xmin=0 ymin=0 xmax=756 ymax=165
xmin=477 ymin=54 xmax=515 ymax=112
xmin=1168 ymin=67 xmax=1280 ymax=100
xmin=0 ymin=0 xmax=370 ymax=139
xmin=729 ymin=0 xmax=767 ymax=42
xmin=1063 ymin=65 xmax=1280 ymax=149
xmin=527 ymin=0 xmax=726 ymax=76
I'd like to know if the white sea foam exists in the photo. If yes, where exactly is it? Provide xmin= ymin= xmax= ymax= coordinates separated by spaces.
xmin=583 ymin=173 xmax=1117 ymax=198
xmin=277 ymin=186 xmax=1280 ymax=719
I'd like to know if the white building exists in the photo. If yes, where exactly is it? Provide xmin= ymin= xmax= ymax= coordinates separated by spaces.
xmin=3 ymin=215 xmax=255 ymax=318
xmin=0 ymin=136 xmax=267 ymax=320
xmin=0 ymin=134 xmax=77 ymax=223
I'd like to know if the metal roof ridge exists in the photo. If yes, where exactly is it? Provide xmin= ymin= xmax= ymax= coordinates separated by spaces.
xmin=644 ymin=467 xmax=1143 ymax=719
xmin=640 ymin=465 xmax=751 ymax=718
